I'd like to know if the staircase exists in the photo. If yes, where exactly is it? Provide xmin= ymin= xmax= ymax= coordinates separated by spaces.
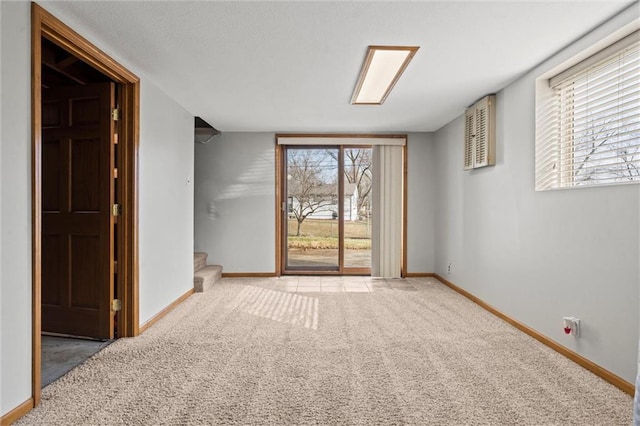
xmin=194 ymin=252 xmax=223 ymax=292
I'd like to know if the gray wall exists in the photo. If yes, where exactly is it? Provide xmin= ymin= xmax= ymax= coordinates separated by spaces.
xmin=0 ymin=2 xmax=195 ymax=415
xmin=194 ymin=132 xmax=435 ymax=274
xmin=1 ymin=1 xmax=32 ymax=414
xmin=138 ymin=80 xmax=194 ymax=324
xmin=407 ymin=133 xmax=435 ymax=273
xmin=194 ymin=133 xmax=276 ymax=273
xmin=433 ymin=7 xmax=639 ymax=383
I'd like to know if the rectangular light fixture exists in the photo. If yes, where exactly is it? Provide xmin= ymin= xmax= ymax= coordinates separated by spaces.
xmin=351 ymin=45 xmax=419 ymax=105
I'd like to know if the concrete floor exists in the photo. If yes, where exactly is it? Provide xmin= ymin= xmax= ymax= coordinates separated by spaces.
xmin=42 ymin=336 xmax=112 ymax=387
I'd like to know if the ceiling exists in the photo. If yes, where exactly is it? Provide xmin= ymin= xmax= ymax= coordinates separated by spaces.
xmin=39 ymin=1 xmax=637 ymax=133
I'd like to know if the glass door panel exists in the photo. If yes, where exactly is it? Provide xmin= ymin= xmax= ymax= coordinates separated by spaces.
xmin=343 ymin=148 xmax=372 ymax=269
xmin=285 ymin=147 xmax=340 ymax=270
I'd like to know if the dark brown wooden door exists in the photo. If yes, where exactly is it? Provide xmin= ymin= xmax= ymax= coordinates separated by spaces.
xmin=42 ymin=82 xmax=115 ymax=340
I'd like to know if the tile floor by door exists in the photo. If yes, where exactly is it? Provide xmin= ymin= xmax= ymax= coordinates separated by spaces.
xmin=41 ymin=336 xmax=112 ymax=387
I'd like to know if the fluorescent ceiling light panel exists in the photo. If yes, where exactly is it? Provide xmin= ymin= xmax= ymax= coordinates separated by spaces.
xmin=351 ymin=45 xmax=419 ymax=105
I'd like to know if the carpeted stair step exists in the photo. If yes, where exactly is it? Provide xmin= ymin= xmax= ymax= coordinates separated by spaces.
xmin=194 ymin=252 xmax=208 ymax=273
xmin=194 ymin=265 xmax=223 ymax=292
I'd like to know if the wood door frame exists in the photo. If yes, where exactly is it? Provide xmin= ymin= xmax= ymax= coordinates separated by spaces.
xmin=31 ymin=3 xmax=140 ymax=406
xmin=275 ymin=134 xmax=407 ymax=276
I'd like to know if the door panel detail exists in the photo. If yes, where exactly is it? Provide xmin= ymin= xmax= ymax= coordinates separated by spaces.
xmin=42 ymin=82 xmax=115 ymax=339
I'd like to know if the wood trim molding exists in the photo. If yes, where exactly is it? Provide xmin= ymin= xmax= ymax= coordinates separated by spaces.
xmin=30 ymin=3 xmax=43 ymax=406
xmin=404 ymin=272 xmax=435 ymax=278
xmin=31 ymin=2 xmax=140 ymax=411
xmin=36 ymin=6 xmax=137 ymax=83
xmin=138 ymin=289 xmax=194 ymax=334
xmin=118 ymin=80 xmax=141 ymax=338
xmin=338 ymin=147 xmax=345 ymax=272
xmin=434 ymin=274 xmax=634 ymax=396
xmin=274 ymin=142 xmax=282 ymax=276
xmin=222 ymin=272 xmax=278 ymax=278
xmin=401 ymin=144 xmax=408 ymax=278
xmin=0 ymin=398 xmax=34 ymax=426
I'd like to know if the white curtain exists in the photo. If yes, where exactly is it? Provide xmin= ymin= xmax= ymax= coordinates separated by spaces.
xmin=371 ymin=145 xmax=403 ymax=278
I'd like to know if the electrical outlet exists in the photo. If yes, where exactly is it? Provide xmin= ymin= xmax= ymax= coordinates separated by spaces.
xmin=563 ymin=316 xmax=580 ymax=337
xmin=447 ymin=262 xmax=452 ymax=274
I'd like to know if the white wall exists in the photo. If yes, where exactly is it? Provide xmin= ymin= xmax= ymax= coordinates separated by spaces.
xmin=0 ymin=3 xmax=195 ymax=416
xmin=1 ymin=1 xmax=33 ymax=415
xmin=138 ymin=80 xmax=194 ymax=324
xmin=407 ymin=133 xmax=435 ymax=273
xmin=433 ymin=7 xmax=640 ymax=383
xmin=194 ymin=132 xmax=435 ymax=274
xmin=194 ymin=133 xmax=276 ymax=273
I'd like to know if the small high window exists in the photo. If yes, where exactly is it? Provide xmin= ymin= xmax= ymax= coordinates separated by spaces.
xmin=536 ymin=30 xmax=639 ymax=190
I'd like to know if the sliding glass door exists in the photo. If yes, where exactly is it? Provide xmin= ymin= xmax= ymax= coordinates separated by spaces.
xmin=285 ymin=147 xmax=340 ymax=270
xmin=283 ymin=146 xmax=372 ymax=274
xmin=343 ymin=148 xmax=372 ymax=270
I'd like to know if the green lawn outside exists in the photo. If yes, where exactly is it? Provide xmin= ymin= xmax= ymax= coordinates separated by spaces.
xmin=288 ymin=219 xmax=371 ymax=249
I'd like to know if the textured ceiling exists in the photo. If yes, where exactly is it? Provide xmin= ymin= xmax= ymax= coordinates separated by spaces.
xmin=39 ymin=1 xmax=637 ymax=132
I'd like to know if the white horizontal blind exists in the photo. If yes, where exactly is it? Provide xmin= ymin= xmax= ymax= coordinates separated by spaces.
xmin=538 ymin=31 xmax=640 ymax=190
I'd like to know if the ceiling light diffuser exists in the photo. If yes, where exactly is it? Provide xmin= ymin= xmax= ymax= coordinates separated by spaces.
xmin=351 ymin=45 xmax=419 ymax=105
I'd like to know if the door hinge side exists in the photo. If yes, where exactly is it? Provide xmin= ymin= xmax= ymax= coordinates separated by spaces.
xmin=111 ymin=108 xmax=120 ymax=121
xmin=112 ymin=299 xmax=122 ymax=312
xmin=112 ymin=204 xmax=121 ymax=217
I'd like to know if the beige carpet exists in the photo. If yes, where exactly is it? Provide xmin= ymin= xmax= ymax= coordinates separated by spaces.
xmin=18 ymin=277 xmax=632 ymax=425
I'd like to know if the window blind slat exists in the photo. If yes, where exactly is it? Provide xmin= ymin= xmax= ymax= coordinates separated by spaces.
xmin=569 ymin=132 xmax=640 ymax=151
xmin=560 ymin=102 xmax=639 ymax=130
xmin=557 ymin=75 xmax=639 ymax=117
xmin=562 ymin=135 xmax=640 ymax=158
xmin=562 ymin=117 xmax=640 ymax=141
xmin=559 ymin=83 xmax=639 ymax=117
xmin=574 ymin=176 xmax=639 ymax=185
xmin=560 ymin=153 xmax=640 ymax=169
xmin=559 ymin=66 xmax=640 ymax=107
xmin=572 ymin=160 xmax=640 ymax=175
xmin=560 ymin=56 xmax=640 ymax=94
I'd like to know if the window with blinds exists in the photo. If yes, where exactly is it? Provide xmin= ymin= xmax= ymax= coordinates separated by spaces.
xmin=536 ymin=30 xmax=640 ymax=190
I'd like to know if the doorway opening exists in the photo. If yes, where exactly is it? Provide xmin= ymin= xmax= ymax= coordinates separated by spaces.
xmin=32 ymin=3 xmax=140 ymax=406
xmin=40 ymin=37 xmax=116 ymax=386
xmin=282 ymin=146 xmax=372 ymax=275
xmin=41 ymin=38 xmax=116 ymax=340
